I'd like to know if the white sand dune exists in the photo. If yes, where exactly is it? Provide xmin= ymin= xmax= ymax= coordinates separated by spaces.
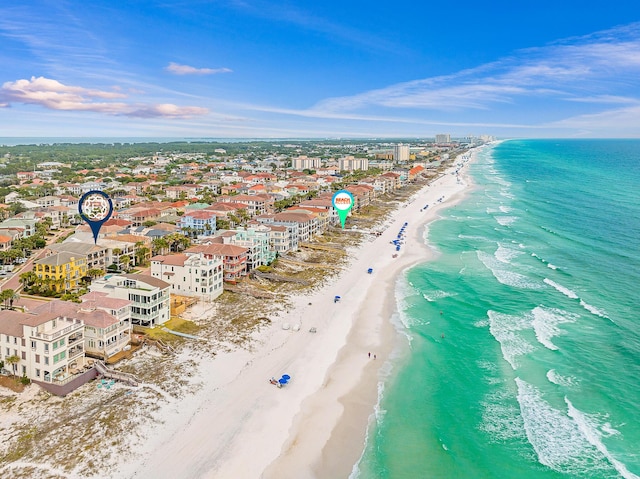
xmin=115 ymin=149 xmax=479 ymax=479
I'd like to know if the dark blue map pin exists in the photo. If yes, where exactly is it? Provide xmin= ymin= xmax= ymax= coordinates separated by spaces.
xmin=78 ymin=190 xmax=113 ymax=244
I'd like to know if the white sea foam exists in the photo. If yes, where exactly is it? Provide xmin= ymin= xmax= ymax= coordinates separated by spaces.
xmin=474 ymin=319 xmax=489 ymax=328
xmin=515 ymin=379 xmax=614 ymax=476
xmin=541 ymin=225 xmax=558 ymax=235
xmin=422 ymin=290 xmax=455 ymax=302
xmin=392 ymin=278 xmax=414 ymax=343
xmin=531 ymin=252 xmax=561 ymax=271
xmin=458 ymin=234 xmax=490 ymax=243
xmin=579 ymin=299 xmax=610 ymax=319
xmin=495 ymin=243 xmax=521 ymax=263
xmin=499 ymin=191 xmax=515 ymax=200
xmin=531 ymin=306 xmax=577 ymax=351
xmin=488 ymin=311 xmax=535 ymax=369
xmin=476 ymin=360 xmax=498 ymax=374
xmin=546 ymin=369 xmax=577 ymax=387
xmin=494 ymin=215 xmax=518 ymax=226
xmin=350 ymin=379 xmax=389 ymax=479
xmin=499 ymin=205 xmax=513 ymax=213
xmin=478 ymin=251 xmax=541 ymax=289
xmin=544 ymin=278 xmax=578 ymax=299
xmin=480 ymin=389 xmax=526 ymax=442
xmin=566 ymin=398 xmax=640 ymax=479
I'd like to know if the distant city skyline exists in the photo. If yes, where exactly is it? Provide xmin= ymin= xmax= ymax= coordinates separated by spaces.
xmin=1 ymin=1 xmax=640 ymax=139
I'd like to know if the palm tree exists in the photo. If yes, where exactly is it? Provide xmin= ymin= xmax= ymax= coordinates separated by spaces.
xmin=120 ymin=255 xmax=131 ymax=272
xmin=19 ymin=271 xmax=36 ymax=287
xmin=85 ymin=268 xmax=105 ymax=282
xmin=152 ymin=237 xmax=170 ymax=256
xmin=0 ymin=289 xmax=18 ymax=309
xmin=135 ymin=246 xmax=150 ymax=266
xmin=5 ymin=355 xmax=20 ymax=377
xmin=0 ymin=289 xmax=12 ymax=309
xmin=112 ymin=248 xmax=122 ymax=268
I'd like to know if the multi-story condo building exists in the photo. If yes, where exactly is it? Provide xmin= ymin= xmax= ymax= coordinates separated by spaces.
xmin=393 ymin=144 xmax=410 ymax=162
xmin=177 ymin=210 xmax=218 ymax=237
xmin=34 ymin=252 xmax=88 ymax=292
xmin=219 ymin=194 xmax=272 ymax=217
xmin=435 ymin=133 xmax=451 ymax=144
xmin=186 ymin=243 xmax=248 ymax=283
xmin=292 ymin=156 xmax=322 ymax=171
xmin=338 ymin=156 xmax=369 ymax=171
xmin=0 ymin=310 xmax=85 ymax=387
xmin=33 ymin=298 xmax=132 ymax=361
xmin=48 ymin=241 xmax=109 ymax=271
xmin=150 ymin=252 xmax=224 ymax=302
xmin=89 ymin=274 xmax=170 ymax=327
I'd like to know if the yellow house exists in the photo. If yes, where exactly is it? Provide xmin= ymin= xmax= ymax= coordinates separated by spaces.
xmin=34 ymin=252 xmax=87 ymax=292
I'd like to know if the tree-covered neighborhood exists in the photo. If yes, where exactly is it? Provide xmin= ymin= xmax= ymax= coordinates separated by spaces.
xmin=0 ymin=137 xmax=480 ymax=393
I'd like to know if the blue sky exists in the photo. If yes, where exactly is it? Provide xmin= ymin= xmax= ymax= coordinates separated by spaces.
xmin=1 ymin=0 xmax=640 ymax=139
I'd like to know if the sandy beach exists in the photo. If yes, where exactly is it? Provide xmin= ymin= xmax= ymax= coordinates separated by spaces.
xmin=114 ymin=150 xmax=478 ymax=479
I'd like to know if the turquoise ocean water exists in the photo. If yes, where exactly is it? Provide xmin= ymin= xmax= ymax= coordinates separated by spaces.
xmin=355 ymin=140 xmax=640 ymax=479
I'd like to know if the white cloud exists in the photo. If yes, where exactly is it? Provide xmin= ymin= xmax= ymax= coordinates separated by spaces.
xmin=309 ymin=23 xmax=640 ymax=115
xmin=0 ymin=76 xmax=209 ymax=118
xmin=165 ymin=62 xmax=232 ymax=75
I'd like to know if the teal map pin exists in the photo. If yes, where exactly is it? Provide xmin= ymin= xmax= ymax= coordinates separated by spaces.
xmin=332 ymin=190 xmax=354 ymax=229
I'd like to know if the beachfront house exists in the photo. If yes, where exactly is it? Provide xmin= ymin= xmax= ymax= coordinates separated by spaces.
xmin=0 ymin=309 xmax=86 ymax=391
xmin=186 ymin=243 xmax=248 ymax=283
xmin=89 ymin=274 xmax=170 ymax=327
xmin=150 ymin=252 xmax=224 ymax=302
xmin=32 ymin=298 xmax=132 ymax=362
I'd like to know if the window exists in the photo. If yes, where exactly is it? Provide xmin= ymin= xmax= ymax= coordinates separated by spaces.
xmin=44 ymin=357 xmax=49 ymax=365
xmin=35 ymin=354 xmax=40 ymax=363
xmin=31 ymin=341 xmax=36 ymax=349
xmin=21 ymin=352 xmax=26 ymax=360
xmin=44 ymin=343 xmax=49 ymax=352
xmin=36 ymin=369 xmax=41 ymax=377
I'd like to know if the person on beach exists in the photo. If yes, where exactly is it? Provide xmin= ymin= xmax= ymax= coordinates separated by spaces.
xmin=368 ymin=352 xmax=371 ymax=358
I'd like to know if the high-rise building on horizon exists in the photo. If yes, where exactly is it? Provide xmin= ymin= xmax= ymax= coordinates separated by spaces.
xmin=292 ymin=155 xmax=322 ymax=170
xmin=393 ymin=144 xmax=410 ymax=162
xmin=435 ymin=134 xmax=451 ymax=144
xmin=338 ymin=155 xmax=369 ymax=171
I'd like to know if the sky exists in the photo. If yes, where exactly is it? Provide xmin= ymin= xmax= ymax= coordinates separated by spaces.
xmin=1 ymin=0 xmax=640 ymax=139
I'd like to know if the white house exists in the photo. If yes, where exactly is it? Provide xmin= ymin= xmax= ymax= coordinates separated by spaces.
xmin=89 ymin=274 xmax=170 ymax=327
xmin=150 ymin=252 xmax=224 ymax=302
xmin=0 ymin=309 xmax=85 ymax=385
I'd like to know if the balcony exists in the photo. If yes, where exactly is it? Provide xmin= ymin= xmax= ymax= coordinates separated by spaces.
xmin=68 ymin=344 xmax=84 ymax=359
xmin=68 ymin=332 xmax=83 ymax=345
xmin=31 ymin=319 xmax=83 ymax=341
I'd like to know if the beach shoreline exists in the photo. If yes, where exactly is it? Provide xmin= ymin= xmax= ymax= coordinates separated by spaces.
xmin=263 ymin=150 xmax=478 ymax=479
xmin=113 ymin=149 xmax=480 ymax=479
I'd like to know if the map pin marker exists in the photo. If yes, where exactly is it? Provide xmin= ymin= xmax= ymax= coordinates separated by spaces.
xmin=78 ymin=190 xmax=113 ymax=244
xmin=332 ymin=190 xmax=354 ymax=229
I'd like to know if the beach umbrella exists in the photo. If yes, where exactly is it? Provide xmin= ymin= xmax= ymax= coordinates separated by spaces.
xmin=279 ymin=378 xmax=288 ymax=384
xmin=282 ymin=374 xmax=291 ymax=380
